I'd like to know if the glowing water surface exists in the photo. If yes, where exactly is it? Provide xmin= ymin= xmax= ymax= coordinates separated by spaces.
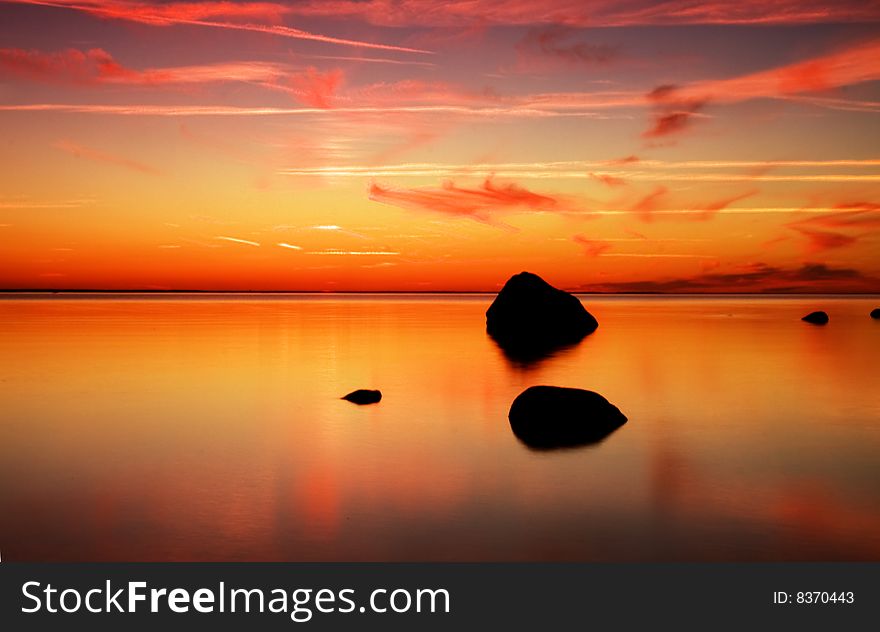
xmin=1 ymin=294 xmax=878 ymax=560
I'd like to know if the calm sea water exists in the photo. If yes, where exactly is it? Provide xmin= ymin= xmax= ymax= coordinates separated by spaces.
xmin=1 ymin=294 xmax=878 ymax=561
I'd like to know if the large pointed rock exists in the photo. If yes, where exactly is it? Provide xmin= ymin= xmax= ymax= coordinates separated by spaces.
xmin=486 ymin=272 xmax=597 ymax=363
xmin=871 ymin=308 xmax=880 ymax=319
xmin=508 ymin=386 xmax=627 ymax=450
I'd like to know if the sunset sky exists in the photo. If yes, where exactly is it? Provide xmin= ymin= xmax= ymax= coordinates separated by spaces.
xmin=1 ymin=0 xmax=879 ymax=292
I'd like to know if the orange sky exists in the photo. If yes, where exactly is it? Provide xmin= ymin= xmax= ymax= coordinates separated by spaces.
xmin=1 ymin=0 xmax=879 ymax=292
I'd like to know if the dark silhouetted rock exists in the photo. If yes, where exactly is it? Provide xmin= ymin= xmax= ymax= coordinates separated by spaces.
xmin=508 ymin=385 xmax=627 ymax=450
xmin=341 ymin=389 xmax=382 ymax=405
xmin=871 ymin=308 xmax=880 ymax=319
xmin=486 ymin=272 xmax=597 ymax=365
xmin=802 ymin=311 xmax=829 ymax=325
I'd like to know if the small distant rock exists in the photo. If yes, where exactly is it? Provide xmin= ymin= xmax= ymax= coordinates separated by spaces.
xmin=802 ymin=311 xmax=829 ymax=325
xmin=871 ymin=308 xmax=880 ymax=319
xmin=508 ymin=385 xmax=627 ymax=450
xmin=341 ymin=389 xmax=382 ymax=405
xmin=486 ymin=272 xmax=598 ymax=364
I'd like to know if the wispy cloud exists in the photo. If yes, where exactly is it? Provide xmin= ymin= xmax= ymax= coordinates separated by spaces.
xmin=277 ymin=242 xmax=303 ymax=250
xmin=589 ymin=172 xmax=627 ymax=187
xmin=1 ymin=47 xmax=128 ymax=84
xmin=288 ymin=66 xmax=344 ymax=108
xmin=678 ymin=39 xmax=880 ymax=105
xmin=790 ymin=226 xmax=859 ymax=253
xmin=273 ymin=0 xmax=880 ymax=27
xmin=785 ymin=201 xmax=880 ymax=253
xmin=790 ymin=202 xmax=880 ymax=229
xmin=369 ymin=177 xmax=565 ymax=228
xmin=312 ymin=249 xmax=400 ymax=256
xmin=572 ymin=234 xmax=612 ymax=256
xmin=778 ymin=95 xmax=880 ymax=113
xmin=629 ymin=186 xmax=668 ymax=222
xmin=16 ymin=0 xmax=293 ymax=23
xmin=295 ymin=53 xmax=436 ymax=68
xmin=0 ymin=103 xmax=618 ymax=118
xmin=585 ymin=262 xmax=879 ymax=293
xmin=4 ymin=37 xmax=880 ymax=126
xmin=643 ymin=84 xmax=707 ymax=139
xmin=692 ymin=189 xmax=759 ymax=220
xmin=0 ymin=47 xmax=288 ymax=86
xmin=600 ymin=252 xmax=716 ymax=259
xmin=55 ymin=139 xmax=159 ymax=174
xmin=214 ymin=235 xmax=260 ymax=246
xmin=617 ymin=186 xmax=757 ymax=222
xmin=642 ymin=38 xmax=880 ymax=138
xmin=279 ymin=159 xmax=880 ymax=184
xmin=308 ymin=224 xmax=368 ymax=239
xmin=2 ymin=1 xmax=430 ymax=54
xmin=511 ymin=26 xmax=616 ymax=73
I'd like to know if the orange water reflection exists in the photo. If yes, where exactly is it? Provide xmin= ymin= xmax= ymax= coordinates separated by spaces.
xmin=0 ymin=294 xmax=878 ymax=560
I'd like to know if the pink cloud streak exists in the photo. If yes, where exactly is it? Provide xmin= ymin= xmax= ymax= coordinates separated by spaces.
xmin=271 ymin=0 xmax=880 ymax=27
xmin=3 ymin=0 xmax=430 ymax=53
xmin=0 ymin=47 xmax=287 ymax=85
xmin=368 ymin=177 xmax=564 ymax=228
xmin=572 ymin=235 xmax=613 ymax=256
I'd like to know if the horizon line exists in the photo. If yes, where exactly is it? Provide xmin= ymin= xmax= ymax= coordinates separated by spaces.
xmin=2 ymin=289 xmax=879 ymax=297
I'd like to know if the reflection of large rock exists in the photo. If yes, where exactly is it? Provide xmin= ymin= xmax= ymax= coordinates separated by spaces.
xmin=341 ymin=389 xmax=382 ymax=405
xmin=508 ymin=386 xmax=627 ymax=450
xmin=871 ymin=308 xmax=880 ymax=319
xmin=802 ymin=311 xmax=829 ymax=325
xmin=486 ymin=272 xmax=597 ymax=364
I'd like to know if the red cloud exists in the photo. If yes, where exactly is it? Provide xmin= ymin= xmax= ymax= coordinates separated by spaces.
xmin=0 ymin=48 xmax=134 ymax=84
xmin=572 ymin=235 xmax=612 ymax=256
xmin=669 ymin=39 xmax=880 ymax=106
xmin=368 ymin=177 xmax=563 ymax=228
xmin=70 ymin=0 xmax=291 ymax=24
xmin=785 ymin=201 xmax=880 ymax=252
xmin=513 ymin=26 xmax=616 ymax=73
xmin=589 ymin=172 xmax=627 ymax=187
xmin=642 ymin=39 xmax=880 ymax=139
xmin=289 ymin=67 xmax=344 ymax=108
xmin=643 ymin=84 xmax=707 ymax=139
xmin=626 ymin=187 xmax=757 ymax=222
xmin=0 ymin=47 xmax=286 ymax=87
xmin=693 ymin=189 xmax=758 ymax=220
xmin=629 ymin=186 xmax=668 ymax=222
xmin=7 ymin=1 xmax=428 ymax=53
xmin=643 ymin=108 xmax=702 ymax=138
xmin=277 ymin=1 xmax=880 ymax=27
xmin=805 ymin=202 xmax=880 ymax=228
xmin=789 ymin=227 xmax=859 ymax=253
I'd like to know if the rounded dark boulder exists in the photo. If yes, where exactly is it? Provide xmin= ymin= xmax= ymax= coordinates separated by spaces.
xmin=508 ymin=386 xmax=627 ymax=450
xmin=802 ymin=311 xmax=829 ymax=325
xmin=486 ymin=272 xmax=597 ymax=362
xmin=871 ymin=308 xmax=880 ymax=319
xmin=341 ymin=389 xmax=382 ymax=405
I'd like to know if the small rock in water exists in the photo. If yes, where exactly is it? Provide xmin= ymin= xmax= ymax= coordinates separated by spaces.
xmin=508 ymin=385 xmax=627 ymax=450
xmin=871 ymin=308 xmax=880 ymax=319
xmin=801 ymin=311 xmax=829 ymax=325
xmin=341 ymin=389 xmax=382 ymax=405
